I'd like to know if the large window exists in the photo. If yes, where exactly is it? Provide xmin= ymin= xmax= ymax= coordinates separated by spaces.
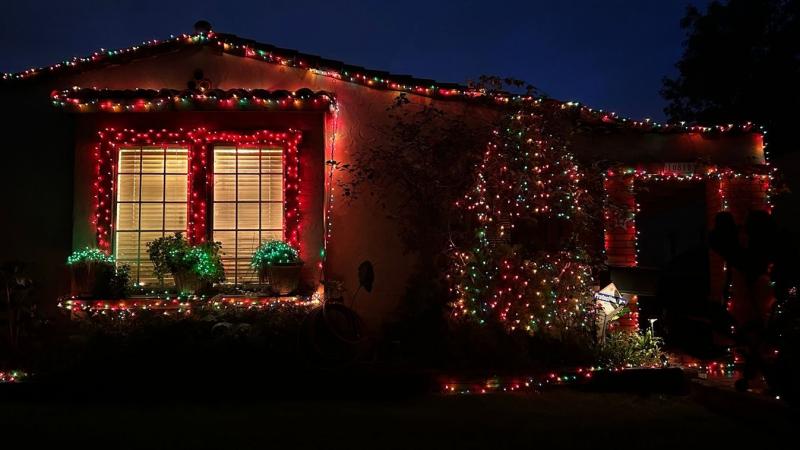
xmin=213 ymin=146 xmax=283 ymax=284
xmin=114 ymin=146 xmax=188 ymax=285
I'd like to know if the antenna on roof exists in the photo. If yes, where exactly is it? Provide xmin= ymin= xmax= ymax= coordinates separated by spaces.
xmin=194 ymin=20 xmax=212 ymax=34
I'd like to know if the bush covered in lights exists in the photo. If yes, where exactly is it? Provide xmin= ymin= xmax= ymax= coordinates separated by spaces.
xmin=251 ymin=240 xmax=302 ymax=268
xmin=448 ymin=107 xmax=599 ymax=338
xmin=67 ymin=247 xmax=115 ymax=266
xmin=147 ymin=233 xmax=225 ymax=285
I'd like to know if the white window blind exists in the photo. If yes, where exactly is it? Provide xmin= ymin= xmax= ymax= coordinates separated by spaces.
xmin=115 ymin=146 xmax=188 ymax=285
xmin=213 ymin=146 xmax=283 ymax=284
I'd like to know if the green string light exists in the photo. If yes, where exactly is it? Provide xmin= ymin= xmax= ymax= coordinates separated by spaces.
xmin=67 ymin=247 xmax=114 ymax=265
xmin=251 ymin=240 xmax=301 ymax=268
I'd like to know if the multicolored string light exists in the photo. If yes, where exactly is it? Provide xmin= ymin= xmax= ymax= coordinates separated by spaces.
xmin=3 ymin=28 xmax=772 ymax=141
xmin=53 ymin=87 xmax=334 ymax=112
xmin=0 ymin=370 xmax=28 ymax=383
xmin=449 ymin=111 xmax=594 ymax=334
xmin=58 ymin=294 xmax=320 ymax=320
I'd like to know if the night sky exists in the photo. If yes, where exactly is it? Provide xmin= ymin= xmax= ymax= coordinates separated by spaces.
xmin=0 ymin=0 xmax=710 ymax=121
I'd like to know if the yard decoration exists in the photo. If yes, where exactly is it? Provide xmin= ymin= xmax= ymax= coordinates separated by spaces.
xmin=251 ymin=240 xmax=303 ymax=295
xmin=147 ymin=232 xmax=224 ymax=293
xmin=66 ymin=247 xmax=116 ymax=298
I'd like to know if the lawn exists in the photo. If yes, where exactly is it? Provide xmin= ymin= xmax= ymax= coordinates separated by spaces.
xmin=0 ymin=388 xmax=793 ymax=449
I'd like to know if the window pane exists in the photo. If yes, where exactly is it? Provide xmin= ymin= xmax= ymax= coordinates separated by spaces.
xmin=164 ymin=204 xmax=187 ymax=230
xmin=238 ymin=175 xmax=260 ymax=201
xmin=212 ymin=145 xmax=286 ymax=285
xmin=214 ymin=147 xmax=236 ymax=173
xmin=261 ymin=230 xmax=282 ymax=241
xmin=214 ymin=175 xmax=236 ymax=201
xmin=140 ymin=147 xmax=165 ymax=173
xmin=140 ymin=175 xmax=164 ymax=201
xmin=213 ymin=203 xmax=236 ymax=230
xmin=214 ymin=231 xmax=237 ymax=257
xmin=118 ymin=148 xmax=141 ymax=173
xmin=237 ymin=148 xmax=260 ymax=173
xmin=114 ymin=145 xmax=187 ymax=286
xmin=237 ymin=203 xmax=259 ymax=229
xmin=139 ymin=203 xmax=164 ymax=230
xmin=260 ymin=202 xmax=283 ymax=230
xmin=236 ymin=260 xmax=258 ymax=283
xmin=114 ymin=232 xmax=139 ymax=261
xmin=237 ymin=230 xmax=260 ymax=256
xmin=164 ymin=175 xmax=187 ymax=202
xmin=138 ymin=260 xmax=158 ymax=285
xmin=139 ymin=231 xmax=164 ymax=282
xmin=117 ymin=174 xmax=139 ymax=202
xmin=116 ymin=203 xmax=139 ymax=231
xmin=139 ymin=231 xmax=164 ymax=255
xmin=165 ymin=148 xmax=188 ymax=173
xmin=261 ymin=149 xmax=282 ymax=173
xmin=261 ymin=175 xmax=283 ymax=202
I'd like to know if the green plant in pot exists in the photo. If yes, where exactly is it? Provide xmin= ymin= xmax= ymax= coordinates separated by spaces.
xmin=252 ymin=240 xmax=303 ymax=295
xmin=67 ymin=248 xmax=116 ymax=298
xmin=147 ymin=232 xmax=225 ymax=293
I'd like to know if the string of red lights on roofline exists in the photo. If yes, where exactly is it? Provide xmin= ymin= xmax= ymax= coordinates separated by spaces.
xmin=2 ymin=30 xmax=768 ymax=137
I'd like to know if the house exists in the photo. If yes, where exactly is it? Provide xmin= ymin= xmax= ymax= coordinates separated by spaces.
xmin=0 ymin=22 xmax=771 ymax=330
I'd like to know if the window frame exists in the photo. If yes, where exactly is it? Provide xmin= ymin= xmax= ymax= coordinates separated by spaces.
xmin=95 ymin=128 xmax=302 ymax=287
xmin=209 ymin=143 xmax=286 ymax=284
xmin=113 ymin=145 xmax=190 ymax=285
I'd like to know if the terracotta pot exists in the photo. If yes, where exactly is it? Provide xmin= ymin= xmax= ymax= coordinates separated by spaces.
xmin=259 ymin=263 xmax=303 ymax=295
xmin=70 ymin=261 xmax=113 ymax=298
xmin=70 ymin=262 xmax=97 ymax=298
xmin=173 ymin=270 xmax=203 ymax=294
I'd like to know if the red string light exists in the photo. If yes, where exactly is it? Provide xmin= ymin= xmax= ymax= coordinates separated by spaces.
xmin=94 ymin=128 xmax=302 ymax=252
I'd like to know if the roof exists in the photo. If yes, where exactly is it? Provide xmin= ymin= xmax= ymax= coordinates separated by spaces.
xmin=3 ymin=27 xmax=763 ymax=136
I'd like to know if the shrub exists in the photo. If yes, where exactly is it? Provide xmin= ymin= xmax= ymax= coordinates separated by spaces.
xmin=251 ymin=240 xmax=301 ymax=268
xmin=67 ymin=247 xmax=115 ymax=266
xmin=147 ymin=233 xmax=224 ymax=284
xmin=598 ymin=329 xmax=665 ymax=368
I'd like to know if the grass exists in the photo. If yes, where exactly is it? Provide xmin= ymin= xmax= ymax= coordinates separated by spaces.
xmin=0 ymin=388 xmax=794 ymax=449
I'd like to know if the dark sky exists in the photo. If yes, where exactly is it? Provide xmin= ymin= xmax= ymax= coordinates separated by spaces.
xmin=0 ymin=0 xmax=709 ymax=121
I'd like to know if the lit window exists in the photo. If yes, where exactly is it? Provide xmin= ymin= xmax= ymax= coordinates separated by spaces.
xmin=213 ymin=146 xmax=283 ymax=284
xmin=115 ymin=147 xmax=188 ymax=284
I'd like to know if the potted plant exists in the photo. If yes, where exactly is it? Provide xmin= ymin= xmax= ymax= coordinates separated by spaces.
xmin=252 ymin=240 xmax=303 ymax=295
xmin=147 ymin=232 xmax=225 ymax=293
xmin=67 ymin=247 xmax=116 ymax=298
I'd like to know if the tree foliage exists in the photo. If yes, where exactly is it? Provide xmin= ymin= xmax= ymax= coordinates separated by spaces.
xmin=662 ymin=0 xmax=800 ymax=155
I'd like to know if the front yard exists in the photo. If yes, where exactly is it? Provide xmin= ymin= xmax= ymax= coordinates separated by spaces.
xmin=0 ymin=388 xmax=792 ymax=448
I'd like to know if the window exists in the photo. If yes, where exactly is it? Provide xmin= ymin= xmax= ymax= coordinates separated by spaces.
xmin=213 ymin=146 xmax=283 ymax=284
xmin=114 ymin=146 xmax=188 ymax=285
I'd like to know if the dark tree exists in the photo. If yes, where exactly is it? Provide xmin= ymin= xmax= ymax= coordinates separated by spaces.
xmin=662 ymin=0 xmax=800 ymax=156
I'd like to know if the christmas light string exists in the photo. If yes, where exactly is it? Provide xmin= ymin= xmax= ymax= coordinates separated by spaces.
xmin=58 ymin=294 xmax=320 ymax=320
xmin=449 ymin=111 xmax=596 ymax=334
xmin=93 ymin=128 xmax=302 ymax=252
xmin=0 ymin=370 xmax=27 ymax=383
xmin=602 ymin=165 xmax=773 ymax=273
xmin=442 ymin=368 xmax=599 ymax=395
xmin=3 ymin=29 xmax=772 ymax=139
xmin=440 ymin=358 xmax=740 ymax=395
xmin=322 ymin=102 xmax=340 ymax=279
xmin=53 ymin=87 xmax=334 ymax=112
